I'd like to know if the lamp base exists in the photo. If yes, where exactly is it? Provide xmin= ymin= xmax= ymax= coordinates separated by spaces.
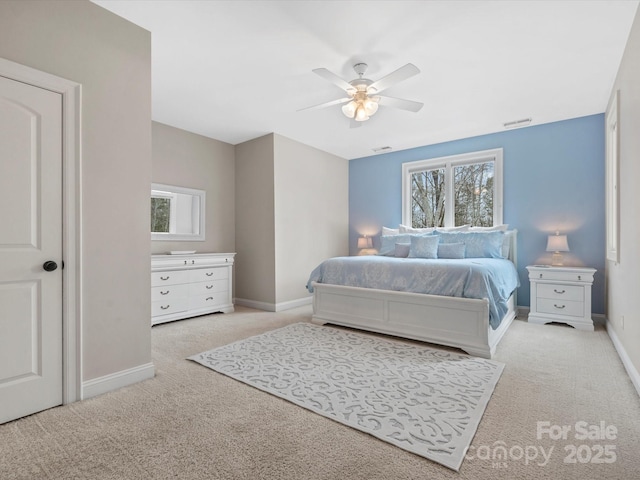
xmin=551 ymin=252 xmax=564 ymax=266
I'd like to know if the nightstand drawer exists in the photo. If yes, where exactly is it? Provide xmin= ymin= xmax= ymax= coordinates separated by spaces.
xmin=537 ymin=298 xmax=584 ymax=317
xmin=537 ymin=284 xmax=583 ymax=301
xmin=532 ymin=271 xmax=591 ymax=283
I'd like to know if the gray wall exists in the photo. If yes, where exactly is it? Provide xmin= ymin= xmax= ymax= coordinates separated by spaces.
xmin=273 ymin=134 xmax=349 ymax=305
xmin=234 ymin=134 xmax=349 ymax=309
xmin=234 ymin=134 xmax=277 ymax=305
xmin=151 ymin=122 xmax=235 ymax=255
xmin=0 ymin=1 xmax=152 ymax=380
xmin=606 ymin=8 xmax=640 ymax=379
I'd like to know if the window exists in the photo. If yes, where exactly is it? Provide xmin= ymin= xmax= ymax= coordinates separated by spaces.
xmin=151 ymin=190 xmax=176 ymax=234
xmin=402 ymin=148 xmax=503 ymax=228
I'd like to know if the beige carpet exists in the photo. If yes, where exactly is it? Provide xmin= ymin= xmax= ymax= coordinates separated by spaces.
xmin=1 ymin=305 xmax=639 ymax=479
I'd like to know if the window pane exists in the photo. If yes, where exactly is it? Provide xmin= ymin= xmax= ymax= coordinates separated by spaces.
xmin=411 ymin=168 xmax=445 ymax=227
xmin=453 ymin=161 xmax=494 ymax=227
xmin=151 ymin=197 xmax=171 ymax=233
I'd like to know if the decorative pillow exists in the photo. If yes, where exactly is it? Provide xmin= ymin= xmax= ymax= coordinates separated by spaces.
xmin=408 ymin=234 xmax=439 ymax=259
xmin=436 ymin=231 xmax=505 ymax=258
xmin=379 ymin=234 xmax=411 ymax=256
xmin=382 ymin=226 xmax=400 ymax=236
xmin=394 ymin=243 xmax=411 ymax=258
xmin=438 ymin=242 xmax=466 ymax=259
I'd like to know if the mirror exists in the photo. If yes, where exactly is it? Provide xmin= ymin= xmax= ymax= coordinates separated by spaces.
xmin=151 ymin=183 xmax=205 ymax=241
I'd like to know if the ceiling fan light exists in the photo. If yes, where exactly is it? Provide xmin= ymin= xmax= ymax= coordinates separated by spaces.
xmin=363 ymin=97 xmax=379 ymax=116
xmin=355 ymin=105 xmax=369 ymax=122
xmin=342 ymin=101 xmax=357 ymax=119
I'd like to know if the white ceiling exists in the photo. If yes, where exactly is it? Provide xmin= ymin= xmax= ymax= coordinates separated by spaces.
xmin=93 ymin=0 xmax=638 ymax=160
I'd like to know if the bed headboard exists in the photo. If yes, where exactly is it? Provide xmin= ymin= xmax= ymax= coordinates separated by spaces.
xmin=505 ymin=229 xmax=518 ymax=267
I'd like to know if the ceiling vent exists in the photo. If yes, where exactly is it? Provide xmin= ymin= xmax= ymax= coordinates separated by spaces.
xmin=503 ymin=118 xmax=532 ymax=129
xmin=373 ymin=146 xmax=393 ymax=153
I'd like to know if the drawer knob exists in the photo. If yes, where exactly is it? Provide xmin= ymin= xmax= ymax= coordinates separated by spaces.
xmin=206 ymin=296 xmax=213 ymax=301
xmin=206 ymin=272 xmax=213 ymax=277
xmin=578 ymin=275 xmax=582 ymax=280
xmin=206 ymin=285 xmax=213 ymax=289
xmin=554 ymin=304 xmax=566 ymax=309
xmin=539 ymin=273 xmax=543 ymax=278
xmin=160 ymin=290 xmax=169 ymax=295
xmin=160 ymin=276 xmax=170 ymax=281
xmin=160 ymin=304 xmax=170 ymax=310
xmin=554 ymin=289 xmax=565 ymax=294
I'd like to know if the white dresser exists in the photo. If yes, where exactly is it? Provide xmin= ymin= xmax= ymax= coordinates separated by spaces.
xmin=151 ymin=253 xmax=235 ymax=325
xmin=526 ymin=265 xmax=596 ymax=331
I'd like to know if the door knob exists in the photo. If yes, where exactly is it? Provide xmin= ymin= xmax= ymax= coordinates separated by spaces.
xmin=43 ymin=261 xmax=58 ymax=272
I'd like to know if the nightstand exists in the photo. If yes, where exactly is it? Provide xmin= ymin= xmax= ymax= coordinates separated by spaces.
xmin=526 ymin=265 xmax=596 ymax=331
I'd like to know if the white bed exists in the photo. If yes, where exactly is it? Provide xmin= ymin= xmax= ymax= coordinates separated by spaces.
xmin=310 ymin=230 xmax=518 ymax=359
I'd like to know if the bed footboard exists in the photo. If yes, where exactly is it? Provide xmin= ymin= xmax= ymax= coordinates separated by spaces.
xmin=310 ymin=282 xmax=515 ymax=359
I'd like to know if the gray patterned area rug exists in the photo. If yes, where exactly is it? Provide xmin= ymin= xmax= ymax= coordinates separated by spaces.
xmin=188 ymin=323 xmax=504 ymax=471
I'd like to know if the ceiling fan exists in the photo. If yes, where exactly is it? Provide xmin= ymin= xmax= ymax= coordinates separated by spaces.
xmin=300 ymin=62 xmax=424 ymax=123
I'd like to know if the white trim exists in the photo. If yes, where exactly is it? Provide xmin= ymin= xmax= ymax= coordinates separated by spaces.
xmin=605 ymin=91 xmax=620 ymax=263
xmin=402 ymin=148 xmax=503 ymax=228
xmin=234 ymin=296 xmax=312 ymax=312
xmin=606 ymin=321 xmax=640 ymax=397
xmin=82 ymin=363 xmax=155 ymax=400
xmin=0 ymin=58 xmax=83 ymax=403
xmin=275 ymin=296 xmax=313 ymax=311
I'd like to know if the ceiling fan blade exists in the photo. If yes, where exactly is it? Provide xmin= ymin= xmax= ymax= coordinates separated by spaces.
xmin=377 ymin=95 xmax=424 ymax=113
xmin=312 ymin=68 xmax=355 ymax=93
xmin=298 ymin=97 xmax=351 ymax=112
xmin=368 ymin=63 xmax=420 ymax=94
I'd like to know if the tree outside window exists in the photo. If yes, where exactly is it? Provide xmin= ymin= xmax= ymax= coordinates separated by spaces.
xmin=403 ymin=149 xmax=503 ymax=228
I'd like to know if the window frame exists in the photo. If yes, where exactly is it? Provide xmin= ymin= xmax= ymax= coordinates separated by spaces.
xmin=402 ymin=148 xmax=503 ymax=228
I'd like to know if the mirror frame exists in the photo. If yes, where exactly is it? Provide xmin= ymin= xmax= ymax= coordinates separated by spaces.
xmin=151 ymin=183 xmax=206 ymax=241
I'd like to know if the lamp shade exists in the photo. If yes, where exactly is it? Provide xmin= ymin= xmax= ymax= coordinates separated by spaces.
xmin=357 ymin=236 xmax=373 ymax=249
xmin=546 ymin=234 xmax=569 ymax=252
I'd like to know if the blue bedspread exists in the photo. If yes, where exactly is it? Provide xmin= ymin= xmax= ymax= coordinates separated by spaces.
xmin=306 ymin=256 xmax=519 ymax=329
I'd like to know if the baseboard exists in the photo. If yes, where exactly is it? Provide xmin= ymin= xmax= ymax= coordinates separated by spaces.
xmin=275 ymin=296 xmax=312 ymax=311
xmin=234 ymin=296 xmax=312 ymax=312
xmin=592 ymin=313 xmax=606 ymax=326
xmin=606 ymin=320 xmax=640 ymax=397
xmin=82 ymin=362 xmax=155 ymax=400
xmin=516 ymin=306 xmax=529 ymax=319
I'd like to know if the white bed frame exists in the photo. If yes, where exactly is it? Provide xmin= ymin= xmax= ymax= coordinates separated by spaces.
xmin=311 ymin=230 xmax=518 ymax=359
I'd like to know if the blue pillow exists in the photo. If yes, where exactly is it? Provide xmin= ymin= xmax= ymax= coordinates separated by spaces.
xmin=436 ymin=231 xmax=505 ymax=258
xmin=379 ymin=234 xmax=411 ymax=256
xmin=394 ymin=243 xmax=411 ymax=258
xmin=408 ymin=234 xmax=439 ymax=259
xmin=438 ymin=242 xmax=466 ymax=259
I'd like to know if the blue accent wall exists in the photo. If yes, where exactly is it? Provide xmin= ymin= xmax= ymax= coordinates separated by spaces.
xmin=349 ymin=114 xmax=605 ymax=313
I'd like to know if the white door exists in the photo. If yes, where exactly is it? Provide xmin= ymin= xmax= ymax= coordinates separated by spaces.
xmin=0 ymin=75 xmax=63 ymax=424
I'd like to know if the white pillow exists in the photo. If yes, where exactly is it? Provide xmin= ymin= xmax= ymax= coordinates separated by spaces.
xmin=469 ymin=224 xmax=509 ymax=231
xmin=400 ymin=224 xmax=470 ymax=233
xmin=382 ymin=226 xmax=400 ymax=236
xmin=399 ymin=224 xmax=435 ymax=234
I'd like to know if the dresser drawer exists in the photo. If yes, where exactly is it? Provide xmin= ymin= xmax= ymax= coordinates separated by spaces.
xmin=151 ymin=284 xmax=189 ymax=302
xmin=189 ymin=279 xmax=227 ymax=296
xmin=189 ymin=292 xmax=229 ymax=310
xmin=152 ymin=298 xmax=188 ymax=317
xmin=537 ymin=284 xmax=583 ymax=302
xmin=151 ymin=270 xmax=189 ymax=287
xmin=537 ymin=298 xmax=584 ymax=317
xmin=189 ymin=267 xmax=228 ymax=283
